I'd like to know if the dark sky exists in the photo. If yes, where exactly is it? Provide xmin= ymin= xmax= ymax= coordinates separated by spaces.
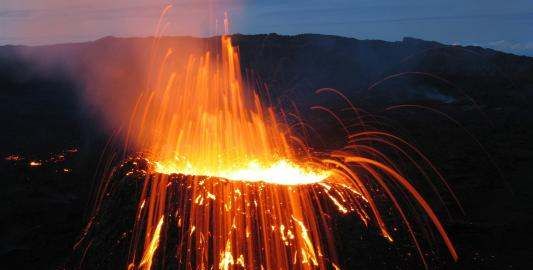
xmin=1 ymin=0 xmax=532 ymax=55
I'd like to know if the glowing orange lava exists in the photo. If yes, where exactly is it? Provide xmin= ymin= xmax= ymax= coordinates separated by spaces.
xmin=100 ymin=7 xmax=461 ymax=270
xmin=154 ymin=159 xmax=330 ymax=185
xmin=126 ymin=35 xmax=327 ymax=186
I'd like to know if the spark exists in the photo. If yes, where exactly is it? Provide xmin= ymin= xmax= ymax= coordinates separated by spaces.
xmin=219 ymin=239 xmax=234 ymax=270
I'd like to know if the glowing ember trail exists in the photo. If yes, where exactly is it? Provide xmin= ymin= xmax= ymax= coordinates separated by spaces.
xmin=89 ymin=7 xmax=461 ymax=270
xmin=139 ymin=216 xmax=164 ymax=270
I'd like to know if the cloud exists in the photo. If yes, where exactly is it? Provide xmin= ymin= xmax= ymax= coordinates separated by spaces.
xmin=485 ymin=40 xmax=533 ymax=56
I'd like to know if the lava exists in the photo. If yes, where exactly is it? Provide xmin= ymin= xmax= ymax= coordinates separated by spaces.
xmin=29 ymin=160 xmax=42 ymax=167
xmin=125 ymin=35 xmax=320 ymax=186
xmin=85 ymin=7 xmax=460 ymax=270
xmin=154 ymin=159 xmax=330 ymax=185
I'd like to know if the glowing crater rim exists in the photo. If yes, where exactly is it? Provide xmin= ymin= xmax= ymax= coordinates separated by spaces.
xmin=153 ymin=159 xmax=331 ymax=185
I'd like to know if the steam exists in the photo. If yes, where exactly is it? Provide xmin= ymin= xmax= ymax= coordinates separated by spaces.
xmin=1 ymin=1 xmax=244 ymax=46
xmin=4 ymin=1 xmax=245 ymax=138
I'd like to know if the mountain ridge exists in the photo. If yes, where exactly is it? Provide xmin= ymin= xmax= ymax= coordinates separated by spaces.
xmin=1 ymin=33 xmax=531 ymax=60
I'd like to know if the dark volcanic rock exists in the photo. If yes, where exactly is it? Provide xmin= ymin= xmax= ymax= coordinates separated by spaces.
xmin=69 ymin=158 xmax=149 ymax=269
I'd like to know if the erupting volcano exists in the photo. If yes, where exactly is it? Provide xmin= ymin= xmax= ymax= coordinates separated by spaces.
xmin=76 ymin=9 xmax=460 ymax=270
xmin=133 ymin=36 xmax=329 ymax=185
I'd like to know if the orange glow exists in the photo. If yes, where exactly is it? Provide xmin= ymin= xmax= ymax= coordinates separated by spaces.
xmin=5 ymin=155 xmax=23 ymax=161
xmin=29 ymin=160 xmax=42 ymax=167
xmin=127 ymin=35 xmax=326 ymax=185
xmin=155 ymin=159 xmax=330 ymax=185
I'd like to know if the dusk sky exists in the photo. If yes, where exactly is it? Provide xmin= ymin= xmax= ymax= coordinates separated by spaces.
xmin=1 ymin=0 xmax=532 ymax=55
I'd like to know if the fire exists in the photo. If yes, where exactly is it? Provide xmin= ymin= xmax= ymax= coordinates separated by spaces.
xmin=82 ymin=7 xmax=460 ymax=270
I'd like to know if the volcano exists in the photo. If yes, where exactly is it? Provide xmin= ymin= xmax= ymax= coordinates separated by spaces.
xmin=1 ymin=32 xmax=533 ymax=270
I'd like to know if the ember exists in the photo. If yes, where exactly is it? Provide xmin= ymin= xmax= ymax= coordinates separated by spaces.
xmin=5 ymin=154 xmax=23 ymax=161
xmin=29 ymin=160 xmax=42 ymax=167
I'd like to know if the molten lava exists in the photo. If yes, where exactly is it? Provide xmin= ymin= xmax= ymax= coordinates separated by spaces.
xmin=126 ymin=35 xmax=322 ymax=184
xmin=116 ymin=34 xmax=459 ymax=270
xmin=155 ymin=159 xmax=330 ymax=185
xmin=71 ymin=9 xmax=463 ymax=270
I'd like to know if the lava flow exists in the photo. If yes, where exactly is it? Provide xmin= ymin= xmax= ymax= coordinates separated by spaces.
xmin=81 ymin=10 xmax=461 ymax=270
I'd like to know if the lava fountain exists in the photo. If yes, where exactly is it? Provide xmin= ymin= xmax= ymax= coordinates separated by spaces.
xmin=79 ymin=12 xmax=460 ymax=270
xmin=126 ymin=35 xmax=340 ymax=270
xmin=127 ymin=33 xmax=329 ymax=185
